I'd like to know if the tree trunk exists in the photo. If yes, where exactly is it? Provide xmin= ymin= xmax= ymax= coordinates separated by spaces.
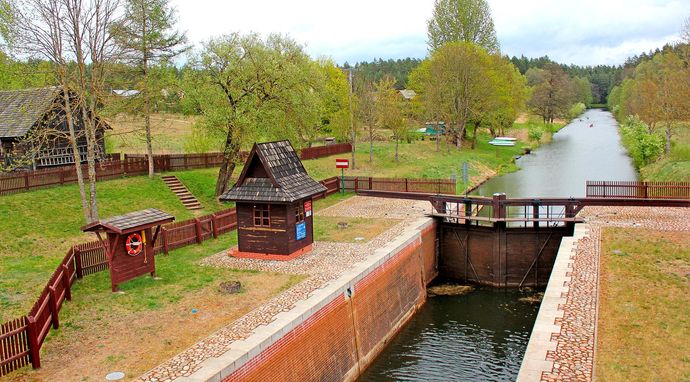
xmin=435 ymin=124 xmax=440 ymax=152
xmin=62 ymin=89 xmax=90 ymax=222
xmin=143 ymin=15 xmax=154 ymax=178
xmin=395 ymin=138 xmax=399 ymax=162
xmin=83 ymin=101 xmax=99 ymax=222
xmin=215 ymin=126 xmax=240 ymax=196
xmin=369 ymin=126 xmax=373 ymax=163
xmin=665 ymin=124 xmax=672 ymax=155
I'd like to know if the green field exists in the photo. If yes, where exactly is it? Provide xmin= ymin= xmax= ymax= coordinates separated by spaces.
xmin=0 ymin=122 xmax=547 ymax=320
xmin=597 ymin=228 xmax=690 ymax=381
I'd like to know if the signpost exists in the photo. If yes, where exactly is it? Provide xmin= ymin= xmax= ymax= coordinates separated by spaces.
xmin=336 ymin=158 xmax=349 ymax=194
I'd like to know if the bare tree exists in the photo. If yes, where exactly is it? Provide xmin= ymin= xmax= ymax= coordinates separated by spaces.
xmin=14 ymin=0 xmax=91 ymax=220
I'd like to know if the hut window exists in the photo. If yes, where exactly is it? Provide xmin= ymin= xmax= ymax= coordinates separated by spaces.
xmin=295 ymin=204 xmax=305 ymax=223
xmin=253 ymin=204 xmax=270 ymax=227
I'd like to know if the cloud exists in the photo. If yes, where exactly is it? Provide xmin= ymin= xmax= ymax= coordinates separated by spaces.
xmin=170 ymin=0 xmax=689 ymax=66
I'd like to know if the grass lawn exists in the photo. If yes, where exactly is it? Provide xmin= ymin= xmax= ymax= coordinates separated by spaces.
xmin=105 ymin=113 xmax=204 ymax=154
xmin=639 ymin=125 xmax=690 ymax=182
xmin=1 ymin=118 xmax=546 ymax=320
xmin=597 ymin=227 xmax=690 ymax=381
xmin=6 ymin=234 xmax=305 ymax=382
xmin=314 ymin=216 xmax=399 ymax=243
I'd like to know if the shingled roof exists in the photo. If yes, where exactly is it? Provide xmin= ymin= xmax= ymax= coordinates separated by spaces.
xmin=0 ymin=87 xmax=62 ymax=138
xmin=82 ymin=208 xmax=175 ymax=234
xmin=220 ymin=140 xmax=327 ymax=203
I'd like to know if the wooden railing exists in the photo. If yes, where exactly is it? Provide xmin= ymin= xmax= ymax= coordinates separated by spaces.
xmin=341 ymin=176 xmax=456 ymax=195
xmin=586 ymin=181 xmax=690 ymax=199
xmin=0 ymin=176 xmax=340 ymax=376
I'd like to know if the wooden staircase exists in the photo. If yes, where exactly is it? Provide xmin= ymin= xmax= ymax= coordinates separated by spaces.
xmin=162 ymin=175 xmax=203 ymax=210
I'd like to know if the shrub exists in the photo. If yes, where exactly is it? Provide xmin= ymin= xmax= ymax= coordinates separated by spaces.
xmin=620 ymin=116 xmax=664 ymax=167
xmin=528 ymin=125 xmax=544 ymax=144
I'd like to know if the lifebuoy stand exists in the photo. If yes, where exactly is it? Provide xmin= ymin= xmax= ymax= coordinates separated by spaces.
xmin=82 ymin=208 xmax=175 ymax=292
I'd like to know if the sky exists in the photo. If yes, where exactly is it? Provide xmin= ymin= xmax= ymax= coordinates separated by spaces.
xmin=170 ymin=0 xmax=689 ymax=66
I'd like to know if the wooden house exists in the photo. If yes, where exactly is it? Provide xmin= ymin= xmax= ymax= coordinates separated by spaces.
xmin=0 ymin=87 xmax=108 ymax=169
xmin=220 ymin=140 xmax=326 ymax=260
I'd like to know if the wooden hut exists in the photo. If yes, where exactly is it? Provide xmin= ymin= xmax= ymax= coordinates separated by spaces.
xmin=220 ymin=140 xmax=326 ymax=260
xmin=0 ymin=87 xmax=108 ymax=169
xmin=82 ymin=208 xmax=174 ymax=291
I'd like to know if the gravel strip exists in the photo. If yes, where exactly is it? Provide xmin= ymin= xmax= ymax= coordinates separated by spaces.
xmin=137 ymin=196 xmax=429 ymax=382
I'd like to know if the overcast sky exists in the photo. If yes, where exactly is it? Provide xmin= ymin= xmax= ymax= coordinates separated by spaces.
xmin=170 ymin=0 xmax=689 ymax=66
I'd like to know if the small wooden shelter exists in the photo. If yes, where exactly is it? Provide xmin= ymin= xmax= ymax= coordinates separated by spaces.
xmin=82 ymin=208 xmax=174 ymax=291
xmin=220 ymin=140 xmax=326 ymax=260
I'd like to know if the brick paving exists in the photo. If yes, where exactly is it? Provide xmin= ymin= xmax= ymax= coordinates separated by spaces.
xmin=539 ymin=206 xmax=689 ymax=382
xmin=137 ymin=196 xmax=428 ymax=382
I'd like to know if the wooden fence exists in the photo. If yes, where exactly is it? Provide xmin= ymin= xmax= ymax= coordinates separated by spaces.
xmin=299 ymin=143 xmax=352 ymax=160
xmin=341 ymin=176 xmax=456 ymax=194
xmin=586 ymin=181 xmax=690 ymax=199
xmin=0 ymin=144 xmax=352 ymax=196
xmin=0 ymin=176 xmax=340 ymax=376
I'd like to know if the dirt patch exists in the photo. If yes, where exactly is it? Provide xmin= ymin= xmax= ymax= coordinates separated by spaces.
xmin=658 ymin=259 xmax=690 ymax=281
xmin=427 ymin=284 xmax=474 ymax=296
xmin=518 ymin=292 xmax=544 ymax=304
xmin=7 ymin=272 xmax=299 ymax=382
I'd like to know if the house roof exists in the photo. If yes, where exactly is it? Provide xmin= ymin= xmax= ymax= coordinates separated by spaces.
xmin=81 ymin=208 xmax=175 ymax=234
xmin=0 ymin=87 xmax=62 ymax=138
xmin=220 ymin=140 xmax=326 ymax=203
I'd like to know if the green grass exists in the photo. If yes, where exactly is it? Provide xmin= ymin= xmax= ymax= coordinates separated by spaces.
xmin=597 ymin=228 xmax=690 ymax=381
xmin=313 ymin=216 xmax=399 ymax=243
xmin=0 ymin=174 xmax=207 ymax=321
xmin=1 ymin=127 xmax=535 ymax=320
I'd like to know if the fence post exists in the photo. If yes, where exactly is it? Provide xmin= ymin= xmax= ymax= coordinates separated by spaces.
xmin=405 ymin=178 xmax=409 ymax=192
xmin=26 ymin=315 xmax=41 ymax=369
xmin=61 ymin=264 xmax=72 ymax=301
xmin=48 ymin=286 xmax=59 ymax=329
xmin=74 ymin=248 xmax=83 ymax=279
xmin=211 ymin=214 xmax=219 ymax=238
xmin=204 ymin=154 xmax=208 ymax=168
xmin=643 ymin=181 xmax=648 ymax=199
xmin=368 ymin=177 xmax=372 ymax=190
xmin=162 ymin=227 xmax=169 ymax=255
xmin=24 ymin=172 xmax=30 ymax=190
xmin=194 ymin=218 xmax=203 ymax=244
xmin=60 ymin=168 xmax=65 ymax=185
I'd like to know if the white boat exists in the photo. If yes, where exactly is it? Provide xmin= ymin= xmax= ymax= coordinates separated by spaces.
xmin=494 ymin=137 xmax=517 ymax=141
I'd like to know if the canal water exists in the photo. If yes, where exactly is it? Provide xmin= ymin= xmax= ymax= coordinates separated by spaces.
xmin=359 ymin=109 xmax=637 ymax=382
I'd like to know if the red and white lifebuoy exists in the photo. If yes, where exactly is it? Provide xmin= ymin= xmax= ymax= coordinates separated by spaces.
xmin=125 ymin=232 xmax=143 ymax=256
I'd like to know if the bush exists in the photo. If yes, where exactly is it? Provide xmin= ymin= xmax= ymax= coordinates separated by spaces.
xmin=528 ymin=125 xmax=544 ymax=144
xmin=568 ymin=102 xmax=586 ymax=119
xmin=620 ymin=116 xmax=664 ymax=167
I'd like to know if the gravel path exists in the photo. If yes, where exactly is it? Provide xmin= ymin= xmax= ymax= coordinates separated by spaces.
xmin=137 ymin=196 xmax=429 ymax=382
xmin=539 ymin=206 xmax=689 ymax=382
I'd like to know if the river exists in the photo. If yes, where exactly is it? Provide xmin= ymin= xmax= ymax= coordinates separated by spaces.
xmin=358 ymin=109 xmax=637 ymax=382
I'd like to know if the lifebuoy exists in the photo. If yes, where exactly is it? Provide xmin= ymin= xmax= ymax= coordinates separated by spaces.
xmin=125 ymin=232 xmax=143 ymax=256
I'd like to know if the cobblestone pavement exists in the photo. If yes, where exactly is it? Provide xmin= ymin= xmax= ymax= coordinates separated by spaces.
xmin=137 ymin=196 xmax=429 ymax=382
xmin=540 ymin=206 xmax=689 ymax=382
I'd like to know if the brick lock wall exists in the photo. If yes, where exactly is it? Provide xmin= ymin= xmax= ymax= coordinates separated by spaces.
xmin=223 ymin=220 xmax=437 ymax=382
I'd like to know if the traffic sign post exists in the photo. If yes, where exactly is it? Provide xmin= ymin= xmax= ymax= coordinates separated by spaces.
xmin=335 ymin=158 xmax=349 ymax=194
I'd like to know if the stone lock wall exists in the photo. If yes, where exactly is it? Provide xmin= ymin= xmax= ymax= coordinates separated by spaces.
xmin=182 ymin=218 xmax=437 ymax=382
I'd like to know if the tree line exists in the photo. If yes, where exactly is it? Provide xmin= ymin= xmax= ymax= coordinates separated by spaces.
xmin=607 ymin=16 xmax=690 ymax=169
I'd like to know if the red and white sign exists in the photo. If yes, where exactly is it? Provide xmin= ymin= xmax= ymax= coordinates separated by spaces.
xmin=335 ymin=158 xmax=349 ymax=169
xmin=304 ymin=200 xmax=312 ymax=217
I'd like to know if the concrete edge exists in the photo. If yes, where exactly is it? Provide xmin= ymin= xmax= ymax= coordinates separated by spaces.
xmin=516 ymin=223 xmax=590 ymax=382
xmin=175 ymin=216 xmax=435 ymax=382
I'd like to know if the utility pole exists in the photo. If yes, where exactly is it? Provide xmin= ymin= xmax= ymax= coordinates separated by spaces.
xmin=348 ymin=68 xmax=356 ymax=170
